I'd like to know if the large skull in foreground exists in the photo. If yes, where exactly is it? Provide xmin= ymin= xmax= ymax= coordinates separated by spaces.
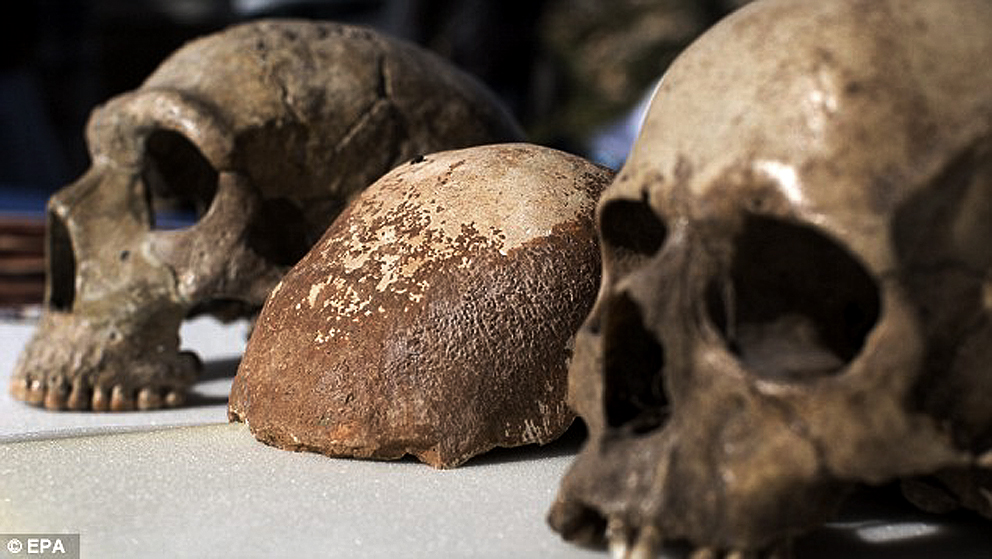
xmin=550 ymin=0 xmax=992 ymax=555
xmin=11 ymin=19 xmax=522 ymax=411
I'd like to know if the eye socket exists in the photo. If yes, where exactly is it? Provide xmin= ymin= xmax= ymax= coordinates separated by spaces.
xmin=142 ymin=129 xmax=218 ymax=230
xmin=599 ymin=198 xmax=667 ymax=269
xmin=706 ymin=215 xmax=881 ymax=381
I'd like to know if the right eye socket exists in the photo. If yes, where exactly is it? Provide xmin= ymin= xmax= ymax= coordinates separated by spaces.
xmin=142 ymin=129 xmax=219 ymax=230
xmin=598 ymin=198 xmax=667 ymax=271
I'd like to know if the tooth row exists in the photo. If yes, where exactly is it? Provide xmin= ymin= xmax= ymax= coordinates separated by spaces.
xmin=607 ymin=518 xmax=660 ymax=559
xmin=605 ymin=517 xmax=790 ymax=559
xmin=690 ymin=545 xmax=792 ymax=559
xmin=9 ymin=377 xmax=185 ymax=411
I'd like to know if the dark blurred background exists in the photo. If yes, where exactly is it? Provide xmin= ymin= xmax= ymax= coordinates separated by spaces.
xmin=1 ymin=0 xmax=754 ymax=195
xmin=0 ymin=0 xmax=750 ymax=308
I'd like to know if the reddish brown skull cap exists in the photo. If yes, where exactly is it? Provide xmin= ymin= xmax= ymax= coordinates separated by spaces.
xmin=229 ymin=143 xmax=613 ymax=468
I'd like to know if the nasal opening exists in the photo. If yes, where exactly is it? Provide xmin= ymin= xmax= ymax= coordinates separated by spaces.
xmin=46 ymin=210 xmax=76 ymax=311
xmin=602 ymin=292 xmax=668 ymax=434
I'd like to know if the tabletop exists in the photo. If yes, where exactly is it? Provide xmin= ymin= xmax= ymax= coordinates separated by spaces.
xmin=1 ymin=315 xmax=989 ymax=558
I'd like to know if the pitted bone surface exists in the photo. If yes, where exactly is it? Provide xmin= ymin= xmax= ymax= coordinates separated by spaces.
xmin=548 ymin=0 xmax=992 ymax=556
xmin=229 ymin=144 xmax=613 ymax=468
xmin=11 ymin=20 xmax=523 ymax=411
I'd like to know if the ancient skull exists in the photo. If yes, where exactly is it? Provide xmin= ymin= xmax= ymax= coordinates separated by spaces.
xmin=10 ymin=19 xmax=522 ymax=411
xmin=550 ymin=0 xmax=992 ymax=554
xmin=229 ymin=143 xmax=612 ymax=468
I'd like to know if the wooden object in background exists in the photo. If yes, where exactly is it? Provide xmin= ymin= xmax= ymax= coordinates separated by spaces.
xmin=0 ymin=217 xmax=46 ymax=307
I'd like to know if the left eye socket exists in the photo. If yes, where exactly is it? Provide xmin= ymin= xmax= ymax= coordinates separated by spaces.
xmin=706 ymin=214 xmax=881 ymax=381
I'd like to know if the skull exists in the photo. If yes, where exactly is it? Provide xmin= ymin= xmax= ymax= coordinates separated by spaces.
xmin=229 ymin=143 xmax=612 ymax=468
xmin=550 ymin=0 xmax=992 ymax=554
xmin=10 ymin=19 xmax=522 ymax=411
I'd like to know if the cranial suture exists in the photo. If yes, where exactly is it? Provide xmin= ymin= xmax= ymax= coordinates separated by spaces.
xmin=549 ymin=0 xmax=992 ymax=555
xmin=11 ymin=19 xmax=522 ymax=411
xmin=229 ymin=143 xmax=613 ymax=468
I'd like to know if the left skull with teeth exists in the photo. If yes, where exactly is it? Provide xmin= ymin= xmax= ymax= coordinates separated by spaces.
xmin=10 ymin=19 xmax=523 ymax=411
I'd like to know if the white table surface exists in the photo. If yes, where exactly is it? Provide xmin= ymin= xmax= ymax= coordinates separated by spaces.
xmin=0 ymin=316 xmax=247 ymax=443
xmin=1 ymin=315 xmax=989 ymax=558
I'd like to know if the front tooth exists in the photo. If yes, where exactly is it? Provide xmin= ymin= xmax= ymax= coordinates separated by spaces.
xmin=26 ymin=379 xmax=45 ymax=405
xmin=609 ymin=537 xmax=630 ymax=559
xmin=110 ymin=385 xmax=135 ymax=411
xmin=137 ymin=388 xmax=163 ymax=410
xmin=630 ymin=525 xmax=660 ymax=559
xmin=164 ymin=389 xmax=185 ymax=408
xmin=67 ymin=381 xmax=91 ymax=410
xmin=92 ymin=386 xmax=110 ymax=411
xmin=44 ymin=377 xmax=69 ymax=410
xmin=690 ymin=548 xmax=717 ymax=559
xmin=607 ymin=518 xmax=631 ymax=559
